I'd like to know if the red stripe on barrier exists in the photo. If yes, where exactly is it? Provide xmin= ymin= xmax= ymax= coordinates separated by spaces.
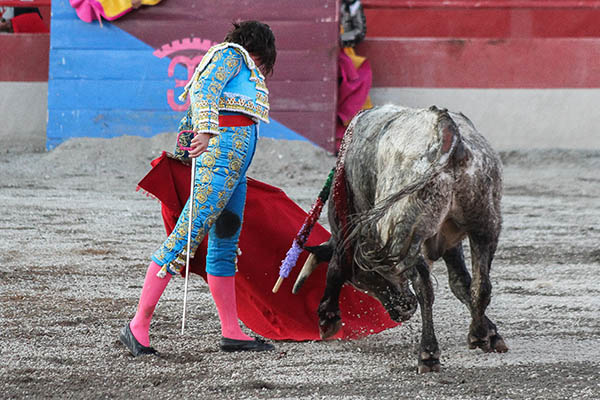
xmin=356 ymin=37 xmax=600 ymax=88
xmin=0 ymin=0 xmax=50 ymax=5
xmin=362 ymin=0 xmax=600 ymax=8
xmin=0 ymin=34 xmax=49 ymax=82
xmin=364 ymin=8 xmax=600 ymax=38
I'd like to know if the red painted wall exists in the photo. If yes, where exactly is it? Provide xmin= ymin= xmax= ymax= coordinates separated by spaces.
xmin=363 ymin=7 xmax=600 ymax=38
xmin=1 ymin=34 xmax=49 ymax=81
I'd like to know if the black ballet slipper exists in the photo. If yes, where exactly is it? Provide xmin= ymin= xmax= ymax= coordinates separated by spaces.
xmin=219 ymin=337 xmax=275 ymax=352
xmin=119 ymin=323 xmax=158 ymax=357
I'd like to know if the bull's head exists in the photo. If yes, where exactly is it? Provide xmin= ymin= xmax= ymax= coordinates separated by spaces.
xmin=293 ymin=241 xmax=418 ymax=331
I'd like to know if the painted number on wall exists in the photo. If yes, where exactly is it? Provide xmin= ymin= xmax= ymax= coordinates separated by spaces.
xmin=153 ymin=38 xmax=218 ymax=111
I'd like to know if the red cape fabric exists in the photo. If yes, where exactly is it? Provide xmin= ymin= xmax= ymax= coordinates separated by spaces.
xmin=137 ymin=152 xmax=399 ymax=341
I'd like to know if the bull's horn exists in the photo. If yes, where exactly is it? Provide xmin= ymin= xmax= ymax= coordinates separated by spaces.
xmin=292 ymin=252 xmax=319 ymax=294
xmin=292 ymin=241 xmax=332 ymax=294
xmin=292 ymin=253 xmax=319 ymax=294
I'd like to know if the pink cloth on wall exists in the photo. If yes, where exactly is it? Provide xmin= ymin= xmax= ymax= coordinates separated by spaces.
xmin=336 ymin=50 xmax=372 ymax=148
xmin=69 ymin=0 xmax=103 ymax=23
xmin=69 ymin=0 xmax=152 ymax=23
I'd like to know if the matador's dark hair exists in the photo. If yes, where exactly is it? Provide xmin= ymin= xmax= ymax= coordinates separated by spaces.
xmin=224 ymin=20 xmax=277 ymax=76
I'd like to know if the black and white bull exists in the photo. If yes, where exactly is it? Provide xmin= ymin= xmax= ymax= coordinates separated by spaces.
xmin=293 ymin=104 xmax=508 ymax=373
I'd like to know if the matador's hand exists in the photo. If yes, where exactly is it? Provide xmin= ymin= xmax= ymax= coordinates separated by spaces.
xmin=189 ymin=132 xmax=212 ymax=158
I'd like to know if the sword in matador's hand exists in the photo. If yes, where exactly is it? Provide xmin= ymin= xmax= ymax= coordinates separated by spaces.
xmin=176 ymin=129 xmax=197 ymax=335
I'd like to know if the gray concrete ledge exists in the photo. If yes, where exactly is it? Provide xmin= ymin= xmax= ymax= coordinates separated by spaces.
xmin=370 ymin=88 xmax=600 ymax=151
xmin=0 ymin=82 xmax=47 ymax=154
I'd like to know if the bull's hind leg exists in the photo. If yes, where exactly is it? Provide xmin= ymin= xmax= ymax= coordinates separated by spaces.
xmin=317 ymin=254 xmax=349 ymax=339
xmin=409 ymin=257 xmax=440 ymax=373
xmin=443 ymin=242 xmax=508 ymax=353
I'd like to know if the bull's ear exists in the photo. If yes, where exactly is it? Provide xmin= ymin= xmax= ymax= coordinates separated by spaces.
xmin=437 ymin=113 xmax=470 ymax=164
xmin=438 ymin=113 xmax=459 ymax=155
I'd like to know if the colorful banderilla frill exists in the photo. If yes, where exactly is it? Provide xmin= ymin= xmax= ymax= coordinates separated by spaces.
xmin=272 ymin=167 xmax=335 ymax=293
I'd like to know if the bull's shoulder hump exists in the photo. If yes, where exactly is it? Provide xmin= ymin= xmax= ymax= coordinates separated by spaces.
xmin=352 ymin=105 xmax=410 ymax=141
xmin=358 ymin=104 xmax=414 ymax=123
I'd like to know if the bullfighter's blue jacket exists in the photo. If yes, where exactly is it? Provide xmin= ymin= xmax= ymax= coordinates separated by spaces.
xmin=179 ymin=42 xmax=269 ymax=135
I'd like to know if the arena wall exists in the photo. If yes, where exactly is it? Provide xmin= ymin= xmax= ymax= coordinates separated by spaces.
xmin=2 ymin=0 xmax=599 ymax=153
xmin=0 ymin=1 xmax=50 ymax=153
xmin=358 ymin=0 xmax=600 ymax=150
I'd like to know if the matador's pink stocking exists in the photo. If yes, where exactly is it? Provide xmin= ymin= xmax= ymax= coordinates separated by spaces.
xmin=130 ymin=261 xmax=171 ymax=347
xmin=207 ymin=274 xmax=252 ymax=341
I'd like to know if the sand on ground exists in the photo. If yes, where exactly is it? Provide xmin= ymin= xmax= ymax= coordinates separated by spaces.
xmin=1 ymin=133 xmax=599 ymax=399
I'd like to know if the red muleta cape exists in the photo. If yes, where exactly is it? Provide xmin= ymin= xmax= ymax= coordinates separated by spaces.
xmin=137 ymin=152 xmax=399 ymax=341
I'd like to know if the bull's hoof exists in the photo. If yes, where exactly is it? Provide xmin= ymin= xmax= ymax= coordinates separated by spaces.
xmin=319 ymin=317 xmax=342 ymax=339
xmin=417 ymin=349 xmax=441 ymax=373
xmin=468 ymin=334 xmax=492 ymax=352
xmin=318 ymin=302 xmax=342 ymax=339
xmin=490 ymin=333 xmax=509 ymax=353
xmin=417 ymin=358 xmax=441 ymax=373
xmin=468 ymin=332 xmax=508 ymax=353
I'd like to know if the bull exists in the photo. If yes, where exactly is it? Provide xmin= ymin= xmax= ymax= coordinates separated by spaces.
xmin=293 ymin=104 xmax=508 ymax=373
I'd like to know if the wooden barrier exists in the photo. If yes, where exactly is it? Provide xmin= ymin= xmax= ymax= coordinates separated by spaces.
xmin=358 ymin=0 xmax=600 ymax=88
xmin=47 ymin=0 xmax=339 ymax=151
xmin=0 ymin=0 xmax=50 ymax=82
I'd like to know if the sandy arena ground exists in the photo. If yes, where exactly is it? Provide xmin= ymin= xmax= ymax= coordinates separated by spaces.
xmin=1 ymin=133 xmax=599 ymax=399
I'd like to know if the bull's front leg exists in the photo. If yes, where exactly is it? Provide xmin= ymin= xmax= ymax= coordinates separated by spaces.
xmin=409 ymin=256 xmax=440 ymax=373
xmin=467 ymin=234 xmax=508 ymax=353
xmin=318 ymin=253 xmax=349 ymax=339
